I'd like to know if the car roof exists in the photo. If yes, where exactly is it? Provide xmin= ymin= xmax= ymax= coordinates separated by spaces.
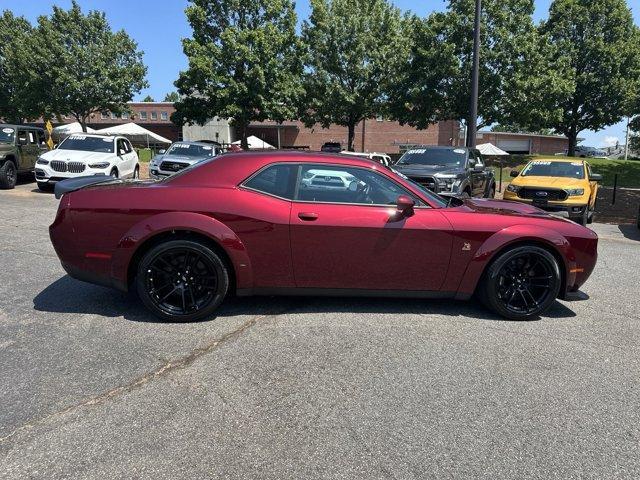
xmin=529 ymin=158 xmax=585 ymax=164
xmin=65 ymin=133 xmax=119 ymax=140
xmin=169 ymin=140 xmax=214 ymax=147
xmin=0 ymin=124 xmax=43 ymax=131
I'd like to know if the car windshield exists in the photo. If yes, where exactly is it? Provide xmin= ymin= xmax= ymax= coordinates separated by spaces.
xmin=396 ymin=148 xmax=467 ymax=166
xmin=520 ymin=161 xmax=585 ymax=179
xmin=59 ymin=135 xmax=114 ymax=153
xmin=0 ymin=127 xmax=15 ymax=144
xmin=166 ymin=143 xmax=215 ymax=157
xmin=389 ymin=168 xmax=449 ymax=208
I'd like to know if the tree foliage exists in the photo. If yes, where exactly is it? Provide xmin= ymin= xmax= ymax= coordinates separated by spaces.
xmin=163 ymin=92 xmax=180 ymax=102
xmin=541 ymin=0 xmax=640 ymax=155
xmin=34 ymin=1 xmax=147 ymax=131
xmin=142 ymin=95 xmax=155 ymax=102
xmin=301 ymin=0 xmax=408 ymax=151
xmin=0 ymin=11 xmax=40 ymax=123
xmin=174 ymin=0 xmax=303 ymax=149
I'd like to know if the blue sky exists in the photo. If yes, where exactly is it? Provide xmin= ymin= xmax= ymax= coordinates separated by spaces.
xmin=5 ymin=0 xmax=640 ymax=147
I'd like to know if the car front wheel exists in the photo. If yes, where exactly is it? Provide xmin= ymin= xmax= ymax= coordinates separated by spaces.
xmin=478 ymin=245 xmax=561 ymax=320
xmin=0 ymin=161 xmax=17 ymax=189
xmin=136 ymin=239 xmax=229 ymax=322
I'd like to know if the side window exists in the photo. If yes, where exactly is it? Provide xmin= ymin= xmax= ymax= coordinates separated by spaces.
xmin=37 ymin=131 xmax=46 ymax=146
xmin=297 ymin=164 xmax=422 ymax=206
xmin=474 ymin=150 xmax=484 ymax=167
xmin=117 ymin=139 xmax=126 ymax=154
xmin=124 ymin=140 xmax=133 ymax=153
xmin=17 ymin=130 xmax=28 ymax=146
xmin=243 ymin=164 xmax=296 ymax=199
xmin=28 ymin=131 xmax=36 ymax=144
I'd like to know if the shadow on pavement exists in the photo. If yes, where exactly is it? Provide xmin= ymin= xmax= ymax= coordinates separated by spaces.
xmin=34 ymin=275 xmax=577 ymax=324
xmin=618 ymin=224 xmax=640 ymax=241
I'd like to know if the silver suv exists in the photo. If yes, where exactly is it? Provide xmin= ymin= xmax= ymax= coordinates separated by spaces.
xmin=149 ymin=141 xmax=219 ymax=179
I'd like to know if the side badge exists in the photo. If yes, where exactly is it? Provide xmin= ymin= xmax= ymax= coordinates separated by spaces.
xmin=462 ymin=242 xmax=471 ymax=251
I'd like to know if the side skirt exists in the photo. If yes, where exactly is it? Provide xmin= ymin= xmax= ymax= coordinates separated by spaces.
xmin=236 ymin=287 xmax=459 ymax=300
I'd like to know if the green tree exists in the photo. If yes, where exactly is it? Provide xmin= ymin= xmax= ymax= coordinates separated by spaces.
xmin=174 ymin=0 xmax=303 ymax=149
xmin=0 ymin=12 xmax=39 ymax=123
xmin=142 ymin=95 xmax=155 ymax=102
xmin=33 ymin=1 xmax=147 ymax=131
xmin=163 ymin=92 xmax=180 ymax=102
xmin=630 ymin=116 xmax=640 ymax=155
xmin=542 ymin=0 xmax=640 ymax=156
xmin=391 ymin=0 xmax=568 ymax=135
xmin=301 ymin=0 xmax=408 ymax=151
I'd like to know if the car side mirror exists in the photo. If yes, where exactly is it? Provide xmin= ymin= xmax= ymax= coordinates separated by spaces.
xmin=158 ymin=149 xmax=166 ymax=154
xmin=118 ymin=149 xmax=125 ymax=156
xmin=510 ymin=170 xmax=519 ymax=178
xmin=590 ymin=173 xmax=603 ymax=182
xmin=395 ymin=194 xmax=415 ymax=218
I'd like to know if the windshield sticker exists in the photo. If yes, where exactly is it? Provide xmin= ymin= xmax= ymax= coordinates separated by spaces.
xmin=102 ymin=138 xmax=112 ymax=142
xmin=2 ymin=128 xmax=14 ymax=133
xmin=571 ymin=162 xmax=583 ymax=166
xmin=173 ymin=144 xmax=189 ymax=148
xmin=202 ymin=146 xmax=212 ymax=150
xmin=69 ymin=135 xmax=86 ymax=140
xmin=532 ymin=161 xmax=551 ymax=165
xmin=407 ymin=149 xmax=426 ymax=154
xmin=453 ymin=149 xmax=466 ymax=154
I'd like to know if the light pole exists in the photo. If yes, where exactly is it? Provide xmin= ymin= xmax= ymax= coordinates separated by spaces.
xmin=466 ymin=0 xmax=481 ymax=149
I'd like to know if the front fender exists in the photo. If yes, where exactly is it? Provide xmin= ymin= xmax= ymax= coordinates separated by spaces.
xmin=110 ymin=211 xmax=252 ymax=290
xmin=455 ymin=224 xmax=577 ymax=298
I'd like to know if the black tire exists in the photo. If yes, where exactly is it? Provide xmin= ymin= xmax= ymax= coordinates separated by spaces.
xmin=37 ymin=182 xmax=54 ymax=192
xmin=587 ymin=207 xmax=594 ymax=224
xmin=0 ymin=161 xmax=17 ymax=189
xmin=487 ymin=184 xmax=496 ymax=199
xmin=477 ymin=245 xmax=561 ymax=320
xmin=110 ymin=168 xmax=119 ymax=179
xmin=136 ymin=240 xmax=229 ymax=322
xmin=133 ymin=165 xmax=140 ymax=179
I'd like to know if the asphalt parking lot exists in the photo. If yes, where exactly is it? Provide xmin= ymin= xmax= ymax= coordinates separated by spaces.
xmin=1 ymin=179 xmax=639 ymax=479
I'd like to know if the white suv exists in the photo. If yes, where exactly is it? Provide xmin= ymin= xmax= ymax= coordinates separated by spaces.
xmin=35 ymin=134 xmax=139 ymax=191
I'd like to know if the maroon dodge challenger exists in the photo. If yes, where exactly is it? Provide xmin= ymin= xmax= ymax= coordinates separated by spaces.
xmin=49 ymin=151 xmax=598 ymax=322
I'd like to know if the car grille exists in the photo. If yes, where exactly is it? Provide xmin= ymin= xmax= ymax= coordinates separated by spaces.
xmin=49 ymin=161 xmax=86 ymax=173
xmin=518 ymin=188 xmax=568 ymax=201
xmin=160 ymin=161 xmax=189 ymax=172
xmin=409 ymin=176 xmax=438 ymax=192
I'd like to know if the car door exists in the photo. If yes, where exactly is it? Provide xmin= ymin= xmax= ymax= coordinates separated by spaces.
xmin=124 ymin=139 xmax=137 ymax=175
xmin=115 ymin=138 xmax=133 ymax=176
xmin=16 ymin=129 xmax=37 ymax=171
xmin=469 ymin=150 xmax=487 ymax=197
xmin=289 ymin=163 xmax=454 ymax=292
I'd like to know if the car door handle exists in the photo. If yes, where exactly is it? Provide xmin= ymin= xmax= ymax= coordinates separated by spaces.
xmin=298 ymin=212 xmax=319 ymax=221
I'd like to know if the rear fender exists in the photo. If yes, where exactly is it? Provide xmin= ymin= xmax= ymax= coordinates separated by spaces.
xmin=111 ymin=211 xmax=252 ymax=290
xmin=455 ymin=224 xmax=576 ymax=299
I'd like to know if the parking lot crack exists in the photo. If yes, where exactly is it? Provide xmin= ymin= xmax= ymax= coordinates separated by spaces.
xmin=0 ymin=307 xmax=291 ymax=445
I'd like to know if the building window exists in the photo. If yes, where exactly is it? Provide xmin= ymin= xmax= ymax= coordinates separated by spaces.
xmin=161 ymin=111 xmax=168 ymax=120
xmin=111 ymin=112 xmax=118 ymax=119
xmin=121 ymin=112 xmax=129 ymax=120
xmin=151 ymin=111 xmax=158 ymax=120
xmin=101 ymin=112 xmax=108 ymax=119
xmin=62 ymin=114 xmax=69 ymax=119
xmin=139 ymin=111 xmax=147 ymax=120
xmin=376 ymin=115 xmax=384 ymax=122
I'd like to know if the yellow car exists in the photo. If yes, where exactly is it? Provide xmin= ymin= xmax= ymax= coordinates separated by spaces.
xmin=503 ymin=159 xmax=602 ymax=225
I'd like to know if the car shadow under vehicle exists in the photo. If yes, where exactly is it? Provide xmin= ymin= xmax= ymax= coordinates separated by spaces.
xmin=33 ymin=275 xmax=577 ymax=324
xmin=618 ymin=223 xmax=640 ymax=241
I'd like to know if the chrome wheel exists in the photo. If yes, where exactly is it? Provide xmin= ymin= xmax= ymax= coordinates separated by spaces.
xmin=143 ymin=247 xmax=219 ymax=316
xmin=495 ymin=251 xmax=556 ymax=316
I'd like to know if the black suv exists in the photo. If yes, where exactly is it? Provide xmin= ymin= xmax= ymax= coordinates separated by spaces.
xmin=0 ymin=124 xmax=49 ymax=189
xmin=320 ymin=142 xmax=342 ymax=153
xmin=393 ymin=146 xmax=496 ymax=198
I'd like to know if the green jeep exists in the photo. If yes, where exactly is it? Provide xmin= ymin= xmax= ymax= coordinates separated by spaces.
xmin=0 ymin=124 xmax=49 ymax=189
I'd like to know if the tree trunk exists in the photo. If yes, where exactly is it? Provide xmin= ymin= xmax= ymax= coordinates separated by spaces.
xmin=237 ymin=122 xmax=249 ymax=150
xmin=567 ymin=125 xmax=578 ymax=157
xmin=347 ymin=122 xmax=356 ymax=151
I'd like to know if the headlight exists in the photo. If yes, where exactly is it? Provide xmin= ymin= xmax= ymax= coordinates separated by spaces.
xmin=566 ymin=188 xmax=585 ymax=196
xmin=506 ymin=184 xmax=521 ymax=193
xmin=88 ymin=162 xmax=110 ymax=169
xmin=36 ymin=157 xmax=49 ymax=165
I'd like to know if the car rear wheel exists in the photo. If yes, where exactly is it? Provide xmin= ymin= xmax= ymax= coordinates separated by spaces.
xmin=136 ymin=240 xmax=229 ymax=322
xmin=478 ymin=246 xmax=561 ymax=320
xmin=0 ymin=161 xmax=17 ymax=189
xmin=110 ymin=168 xmax=118 ymax=179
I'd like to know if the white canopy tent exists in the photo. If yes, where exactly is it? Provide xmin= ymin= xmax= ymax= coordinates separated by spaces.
xmin=94 ymin=122 xmax=172 ymax=146
xmin=476 ymin=143 xmax=509 ymax=156
xmin=231 ymin=135 xmax=275 ymax=150
xmin=52 ymin=122 xmax=95 ymax=140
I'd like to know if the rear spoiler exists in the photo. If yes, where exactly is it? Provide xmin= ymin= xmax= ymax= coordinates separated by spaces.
xmin=54 ymin=175 xmax=122 ymax=199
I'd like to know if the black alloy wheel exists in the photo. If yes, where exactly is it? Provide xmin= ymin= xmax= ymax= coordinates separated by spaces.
xmin=0 ymin=161 xmax=17 ymax=189
xmin=479 ymin=246 xmax=561 ymax=320
xmin=136 ymin=240 xmax=229 ymax=322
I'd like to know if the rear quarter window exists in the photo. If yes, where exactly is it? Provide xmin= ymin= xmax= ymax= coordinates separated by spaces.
xmin=243 ymin=164 xmax=297 ymax=199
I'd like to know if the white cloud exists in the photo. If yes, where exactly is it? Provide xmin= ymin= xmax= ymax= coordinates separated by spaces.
xmin=602 ymin=136 xmax=620 ymax=147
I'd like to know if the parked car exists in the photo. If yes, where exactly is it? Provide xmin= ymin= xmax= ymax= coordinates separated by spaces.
xmin=393 ymin=146 xmax=496 ymax=198
xmin=35 ymin=134 xmax=139 ymax=191
xmin=50 ymin=151 xmax=597 ymax=322
xmin=0 ymin=124 xmax=49 ymax=189
xmin=340 ymin=150 xmax=391 ymax=166
xmin=504 ymin=159 xmax=602 ymax=225
xmin=320 ymin=142 xmax=342 ymax=153
xmin=149 ymin=141 xmax=220 ymax=179
xmin=570 ymin=146 xmax=608 ymax=158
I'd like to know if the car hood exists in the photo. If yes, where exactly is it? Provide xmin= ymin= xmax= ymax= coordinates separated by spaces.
xmin=155 ymin=154 xmax=209 ymax=165
xmin=41 ymin=149 xmax=113 ymax=163
xmin=456 ymin=197 xmax=562 ymax=218
xmin=394 ymin=164 xmax=463 ymax=177
xmin=512 ymin=176 xmax=587 ymax=188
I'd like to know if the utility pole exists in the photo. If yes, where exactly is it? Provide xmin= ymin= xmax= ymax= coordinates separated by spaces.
xmin=466 ymin=0 xmax=481 ymax=148
xmin=625 ymin=116 xmax=630 ymax=161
